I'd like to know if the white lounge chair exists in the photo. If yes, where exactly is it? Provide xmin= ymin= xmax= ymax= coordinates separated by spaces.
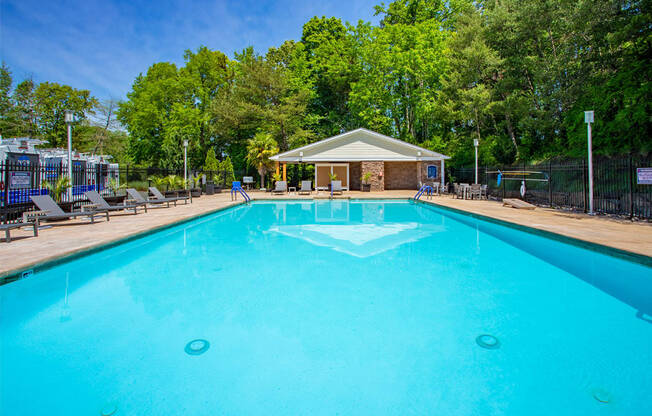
xmin=272 ymin=181 xmax=287 ymax=194
xmin=298 ymin=181 xmax=312 ymax=195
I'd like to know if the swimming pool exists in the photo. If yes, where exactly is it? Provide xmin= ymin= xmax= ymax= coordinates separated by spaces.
xmin=1 ymin=200 xmax=650 ymax=415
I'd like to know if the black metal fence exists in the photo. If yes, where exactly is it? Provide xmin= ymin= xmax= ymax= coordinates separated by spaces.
xmin=0 ymin=162 xmax=240 ymax=222
xmin=449 ymin=156 xmax=652 ymax=219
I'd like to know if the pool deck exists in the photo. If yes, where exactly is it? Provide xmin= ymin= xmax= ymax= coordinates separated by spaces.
xmin=1 ymin=190 xmax=650 ymax=279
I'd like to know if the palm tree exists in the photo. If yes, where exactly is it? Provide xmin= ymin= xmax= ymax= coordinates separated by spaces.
xmin=246 ymin=132 xmax=279 ymax=188
xmin=41 ymin=176 xmax=71 ymax=203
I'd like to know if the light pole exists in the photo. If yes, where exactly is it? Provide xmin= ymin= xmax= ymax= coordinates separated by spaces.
xmin=183 ymin=139 xmax=189 ymax=189
xmin=473 ymin=139 xmax=479 ymax=184
xmin=64 ymin=110 xmax=74 ymax=201
xmin=585 ymin=111 xmax=594 ymax=214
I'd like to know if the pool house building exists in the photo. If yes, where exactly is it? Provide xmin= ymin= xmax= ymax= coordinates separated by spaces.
xmin=270 ymin=128 xmax=450 ymax=191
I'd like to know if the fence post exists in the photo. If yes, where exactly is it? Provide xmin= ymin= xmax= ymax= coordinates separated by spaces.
xmin=3 ymin=162 xmax=9 ymax=207
xmin=502 ymin=165 xmax=505 ymax=200
xmin=548 ymin=160 xmax=552 ymax=207
xmin=582 ymin=158 xmax=587 ymax=212
xmin=628 ymin=156 xmax=634 ymax=219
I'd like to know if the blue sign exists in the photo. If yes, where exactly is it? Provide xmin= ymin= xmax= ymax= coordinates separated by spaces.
xmin=637 ymin=168 xmax=652 ymax=185
xmin=427 ymin=165 xmax=438 ymax=179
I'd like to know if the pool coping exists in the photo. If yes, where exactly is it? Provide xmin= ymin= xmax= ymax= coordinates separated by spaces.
xmin=416 ymin=199 xmax=652 ymax=267
xmin=2 ymin=197 xmax=649 ymax=285
xmin=0 ymin=202 xmax=246 ymax=285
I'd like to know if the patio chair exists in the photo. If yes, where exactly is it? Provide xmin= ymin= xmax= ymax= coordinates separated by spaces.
xmin=1 ymin=222 xmax=38 ymax=242
xmin=452 ymin=183 xmax=461 ymax=199
xmin=29 ymin=195 xmax=109 ymax=226
xmin=298 ymin=181 xmax=312 ymax=195
xmin=272 ymin=181 xmax=287 ymax=195
xmin=331 ymin=180 xmax=343 ymax=195
xmin=469 ymin=184 xmax=482 ymax=199
xmin=480 ymin=184 xmax=488 ymax=199
xmin=85 ymin=190 xmax=145 ymax=214
xmin=127 ymin=188 xmax=174 ymax=208
xmin=458 ymin=183 xmax=470 ymax=199
xmin=149 ymin=187 xmax=190 ymax=204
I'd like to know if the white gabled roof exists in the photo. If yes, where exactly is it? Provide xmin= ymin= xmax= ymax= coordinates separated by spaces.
xmin=270 ymin=128 xmax=449 ymax=162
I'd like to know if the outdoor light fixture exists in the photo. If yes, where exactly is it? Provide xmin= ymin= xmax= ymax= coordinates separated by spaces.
xmin=299 ymin=151 xmax=303 ymax=162
xmin=474 ymin=139 xmax=479 ymax=184
xmin=585 ymin=111 xmax=595 ymax=214
xmin=65 ymin=110 xmax=74 ymax=201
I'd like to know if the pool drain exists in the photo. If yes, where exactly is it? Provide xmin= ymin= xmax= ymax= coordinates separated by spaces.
xmin=592 ymin=388 xmax=611 ymax=404
xmin=475 ymin=334 xmax=500 ymax=349
xmin=185 ymin=339 xmax=210 ymax=355
xmin=100 ymin=404 xmax=117 ymax=415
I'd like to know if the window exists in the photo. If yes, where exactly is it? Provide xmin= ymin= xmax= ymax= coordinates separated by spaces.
xmin=427 ymin=165 xmax=438 ymax=179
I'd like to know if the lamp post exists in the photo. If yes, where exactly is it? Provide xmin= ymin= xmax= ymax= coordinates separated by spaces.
xmin=473 ymin=139 xmax=479 ymax=184
xmin=64 ymin=110 xmax=74 ymax=201
xmin=585 ymin=111 xmax=595 ymax=214
xmin=183 ymin=139 xmax=189 ymax=190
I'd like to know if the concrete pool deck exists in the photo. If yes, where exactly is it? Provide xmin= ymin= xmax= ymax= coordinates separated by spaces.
xmin=1 ymin=190 xmax=650 ymax=279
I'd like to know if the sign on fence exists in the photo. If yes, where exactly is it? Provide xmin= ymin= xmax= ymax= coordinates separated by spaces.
xmin=637 ymin=168 xmax=652 ymax=185
xmin=10 ymin=172 xmax=31 ymax=189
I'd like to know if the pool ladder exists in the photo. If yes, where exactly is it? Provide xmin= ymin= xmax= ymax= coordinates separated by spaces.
xmin=414 ymin=184 xmax=434 ymax=200
xmin=230 ymin=182 xmax=251 ymax=202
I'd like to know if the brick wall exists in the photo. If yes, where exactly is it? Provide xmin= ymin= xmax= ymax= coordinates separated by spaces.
xmin=384 ymin=162 xmax=418 ymax=190
xmin=361 ymin=161 xmax=384 ymax=191
xmin=418 ymin=160 xmax=443 ymax=185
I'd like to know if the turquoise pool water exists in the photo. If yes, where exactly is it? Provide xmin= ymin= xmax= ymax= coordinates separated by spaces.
xmin=1 ymin=200 xmax=651 ymax=415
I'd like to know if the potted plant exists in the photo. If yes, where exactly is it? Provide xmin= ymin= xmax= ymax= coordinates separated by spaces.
xmin=104 ymin=177 xmax=127 ymax=205
xmin=328 ymin=172 xmax=337 ymax=191
xmin=361 ymin=172 xmax=372 ymax=192
xmin=189 ymin=174 xmax=202 ymax=197
xmin=41 ymin=176 xmax=72 ymax=211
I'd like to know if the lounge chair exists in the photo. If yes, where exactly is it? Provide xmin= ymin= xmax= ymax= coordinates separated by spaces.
xmin=298 ymin=181 xmax=312 ymax=195
xmin=127 ymin=188 xmax=174 ymax=208
xmin=149 ymin=187 xmax=191 ymax=204
xmin=85 ymin=190 xmax=146 ymax=214
xmin=272 ymin=181 xmax=287 ymax=195
xmin=29 ymin=195 xmax=109 ymax=226
xmin=331 ymin=180 xmax=343 ymax=196
xmin=1 ymin=222 xmax=38 ymax=242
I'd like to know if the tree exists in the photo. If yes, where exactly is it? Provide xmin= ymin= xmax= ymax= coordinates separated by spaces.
xmin=118 ymin=47 xmax=230 ymax=168
xmin=245 ymin=132 xmax=278 ymax=188
xmin=0 ymin=63 xmax=14 ymax=136
xmin=117 ymin=62 xmax=183 ymax=166
xmin=300 ymin=16 xmax=361 ymax=135
xmin=219 ymin=155 xmax=236 ymax=186
xmin=211 ymin=47 xmax=314 ymax=160
xmin=203 ymin=147 xmax=219 ymax=176
xmin=33 ymin=82 xmax=97 ymax=147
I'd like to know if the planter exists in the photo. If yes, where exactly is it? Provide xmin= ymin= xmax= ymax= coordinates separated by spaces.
xmin=191 ymin=188 xmax=201 ymax=197
xmin=361 ymin=183 xmax=371 ymax=192
xmin=205 ymin=182 xmax=215 ymax=195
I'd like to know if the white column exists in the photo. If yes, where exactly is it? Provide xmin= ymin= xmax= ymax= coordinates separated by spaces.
xmin=441 ymin=159 xmax=445 ymax=188
xmin=67 ymin=123 xmax=73 ymax=201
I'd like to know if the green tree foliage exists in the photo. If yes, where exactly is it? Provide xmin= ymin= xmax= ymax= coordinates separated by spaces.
xmin=203 ymin=147 xmax=219 ymax=173
xmin=9 ymin=0 xmax=646 ymax=173
xmin=245 ymin=132 xmax=278 ymax=188
xmin=219 ymin=155 xmax=236 ymax=186
xmin=211 ymin=46 xmax=313 ymax=163
xmin=300 ymin=17 xmax=361 ymax=135
xmin=32 ymin=82 xmax=97 ymax=147
xmin=118 ymin=46 xmax=229 ymax=168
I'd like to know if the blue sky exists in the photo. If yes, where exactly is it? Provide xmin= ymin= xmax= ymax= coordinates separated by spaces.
xmin=1 ymin=0 xmax=380 ymax=100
